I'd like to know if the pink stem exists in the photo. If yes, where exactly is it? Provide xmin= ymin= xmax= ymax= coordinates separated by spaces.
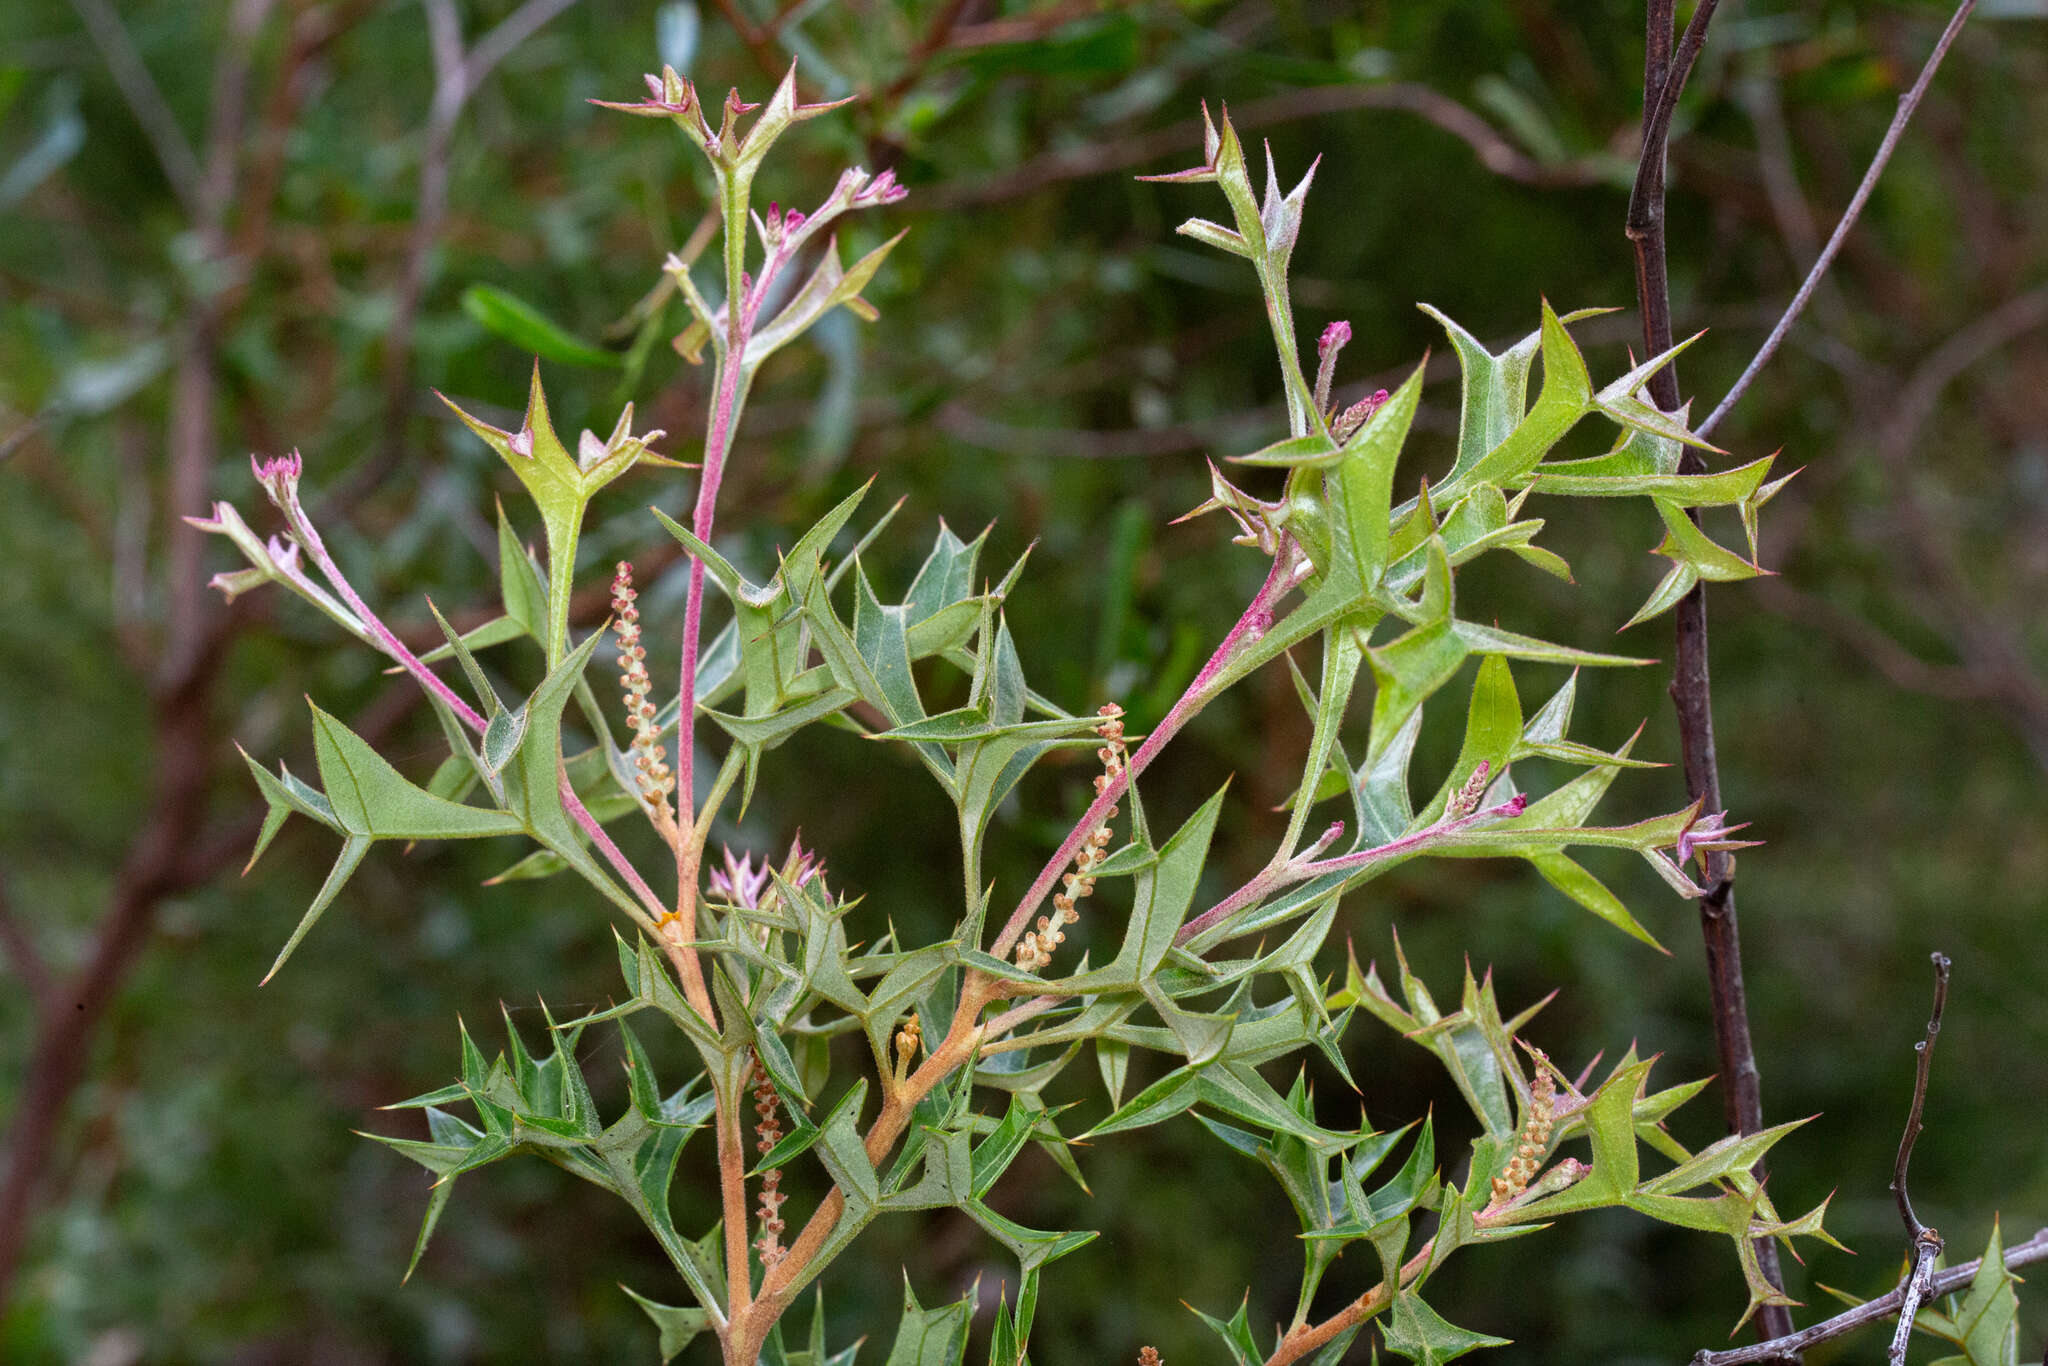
xmin=560 ymin=764 xmax=668 ymax=925
xmin=980 ymin=796 xmax=1529 ymax=1046
xmin=1176 ymin=795 xmax=1528 ymax=945
xmin=281 ymin=485 xmax=487 ymax=734
xmin=988 ymin=541 xmax=1305 ymax=962
xmin=674 ymin=251 xmax=790 ymax=836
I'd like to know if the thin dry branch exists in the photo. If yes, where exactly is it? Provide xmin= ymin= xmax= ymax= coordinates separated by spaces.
xmin=1692 ymin=1227 xmax=2048 ymax=1366
xmin=369 ymin=0 xmax=581 ymax=483
xmin=64 ymin=0 xmax=203 ymax=214
xmin=1699 ymin=0 xmax=1978 ymax=439
xmin=1886 ymin=952 xmax=1951 ymax=1366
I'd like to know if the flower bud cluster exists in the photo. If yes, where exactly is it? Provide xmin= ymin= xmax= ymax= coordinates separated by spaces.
xmin=1311 ymin=317 xmax=1389 ymax=440
xmin=750 ymin=1056 xmax=787 ymax=1269
xmin=1016 ymin=705 xmax=1129 ymax=973
xmin=1138 ymin=1348 xmax=1164 ymax=1366
xmin=611 ymin=562 xmax=675 ymax=810
xmin=1449 ymin=760 xmax=1493 ymax=818
xmin=1330 ymin=387 xmax=1390 ymax=442
xmin=1490 ymin=1063 xmax=1557 ymax=1206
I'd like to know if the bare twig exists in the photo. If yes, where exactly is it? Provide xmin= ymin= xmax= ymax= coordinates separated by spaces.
xmin=1692 ymin=1227 xmax=2048 ymax=1366
xmin=1699 ymin=0 xmax=1977 ymax=439
xmin=370 ymin=0 xmax=580 ymax=483
xmin=64 ymin=0 xmax=203 ymax=214
xmin=1885 ymin=951 xmax=1951 ymax=1365
xmin=1890 ymin=1233 xmax=1942 ymax=1365
xmin=1626 ymin=1 xmax=1792 ymax=1348
xmin=1625 ymin=0 xmax=1723 ymax=253
xmin=1892 ymin=952 xmax=1952 ymax=1241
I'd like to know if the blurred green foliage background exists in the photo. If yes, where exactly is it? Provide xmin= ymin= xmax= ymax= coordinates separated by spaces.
xmin=2 ymin=1 xmax=2045 ymax=1362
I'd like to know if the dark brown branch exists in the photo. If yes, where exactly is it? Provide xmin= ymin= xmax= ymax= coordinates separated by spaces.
xmin=1691 ymin=1227 xmax=2048 ymax=1366
xmin=1624 ymin=0 xmax=1722 ymax=256
xmin=1698 ymin=0 xmax=1977 ymax=439
xmin=1891 ymin=951 xmax=1951 ymax=1242
xmin=1626 ymin=1 xmax=1793 ymax=1350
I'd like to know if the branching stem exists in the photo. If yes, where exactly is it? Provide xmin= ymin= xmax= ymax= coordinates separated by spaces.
xmin=731 ymin=972 xmax=999 ymax=1364
xmin=990 ymin=540 xmax=1306 ymax=963
xmin=1261 ymin=1237 xmax=1436 ymax=1366
xmin=1692 ymin=1228 xmax=2048 ymax=1366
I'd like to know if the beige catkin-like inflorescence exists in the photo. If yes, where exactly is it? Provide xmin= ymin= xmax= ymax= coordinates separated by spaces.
xmin=1015 ymin=704 xmax=1129 ymax=974
xmin=1449 ymin=760 xmax=1492 ymax=819
xmin=1490 ymin=1061 xmax=1557 ymax=1206
xmin=611 ymin=562 xmax=676 ymax=813
xmin=750 ymin=1056 xmax=787 ymax=1269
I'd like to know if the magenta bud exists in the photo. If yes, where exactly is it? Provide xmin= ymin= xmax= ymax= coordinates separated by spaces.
xmin=1506 ymin=794 xmax=1529 ymax=815
xmin=250 ymin=450 xmax=302 ymax=484
xmin=1314 ymin=322 xmax=1353 ymax=415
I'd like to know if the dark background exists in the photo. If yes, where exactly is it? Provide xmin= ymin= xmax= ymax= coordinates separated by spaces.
xmin=2 ymin=1 xmax=2044 ymax=1362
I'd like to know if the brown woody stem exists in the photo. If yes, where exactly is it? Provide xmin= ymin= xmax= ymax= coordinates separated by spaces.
xmin=1625 ymin=0 xmax=1793 ymax=1348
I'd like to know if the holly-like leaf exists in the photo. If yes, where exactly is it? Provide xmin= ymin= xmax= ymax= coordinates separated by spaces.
xmin=1052 ymin=783 xmax=1227 ymax=994
xmin=1931 ymin=1219 xmax=2021 ymax=1366
xmin=1187 ymin=1293 xmax=1263 ymax=1366
xmin=1382 ymin=1291 xmax=1510 ymax=1364
xmin=882 ymin=1277 xmax=977 ymax=1366
xmin=620 ymin=1284 xmax=713 ymax=1362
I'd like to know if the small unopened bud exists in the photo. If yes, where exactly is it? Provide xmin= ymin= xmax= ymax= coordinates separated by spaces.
xmin=1332 ymin=388 xmax=1390 ymax=442
xmin=1315 ymin=321 xmax=1352 ymax=415
xmin=1450 ymin=761 xmax=1492 ymax=818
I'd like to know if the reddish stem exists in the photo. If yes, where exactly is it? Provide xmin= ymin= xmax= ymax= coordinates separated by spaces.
xmin=989 ymin=541 xmax=1304 ymax=962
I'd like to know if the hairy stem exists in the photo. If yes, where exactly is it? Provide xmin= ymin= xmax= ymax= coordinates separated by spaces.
xmin=557 ymin=766 xmax=665 ymax=933
xmin=731 ymin=972 xmax=998 ymax=1363
xmin=717 ymin=1064 xmax=755 ymax=1320
xmin=990 ymin=541 xmax=1304 ymax=963
xmin=1262 ymin=1237 xmax=1436 ymax=1366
